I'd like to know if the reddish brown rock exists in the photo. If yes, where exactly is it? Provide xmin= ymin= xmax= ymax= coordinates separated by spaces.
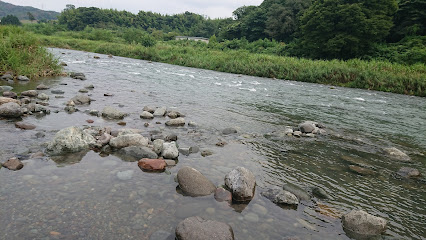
xmin=214 ymin=187 xmax=232 ymax=202
xmin=2 ymin=157 xmax=23 ymax=170
xmin=117 ymin=121 xmax=127 ymax=126
xmin=138 ymin=158 xmax=166 ymax=172
xmin=86 ymin=119 xmax=94 ymax=123
xmin=15 ymin=122 xmax=36 ymax=130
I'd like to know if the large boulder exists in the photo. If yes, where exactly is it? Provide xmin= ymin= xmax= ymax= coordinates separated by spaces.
xmin=46 ymin=126 xmax=96 ymax=156
xmin=165 ymin=117 xmax=185 ymax=126
xmin=261 ymin=188 xmax=299 ymax=205
xmin=71 ymin=94 xmax=91 ymax=105
xmin=177 ymin=166 xmax=216 ymax=197
xmin=118 ymin=146 xmax=158 ymax=161
xmin=161 ymin=141 xmax=179 ymax=159
xmin=176 ymin=216 xmax=234 ymax=240
xmin=383 ymin=147 xmax=411 ymax=162
xmin=109 ymin=134 xmax=148 ymax=149
xmin=102 ymin=106 xmax=126 ymax=119
xmin=224 ymin=167 xmax=256 ymax=202
xmin=0 ymin=102 xmax=23 ymax=118
xmin=342 ymin=210 xmax=387 ymax=236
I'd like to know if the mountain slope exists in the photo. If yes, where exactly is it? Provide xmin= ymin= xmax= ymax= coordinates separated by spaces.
xmin=0 ymin=1 xmax=59 ymax=21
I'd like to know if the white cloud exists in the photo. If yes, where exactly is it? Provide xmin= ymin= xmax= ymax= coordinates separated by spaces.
xmin=3 ymin=0 xmax=263 ymax=18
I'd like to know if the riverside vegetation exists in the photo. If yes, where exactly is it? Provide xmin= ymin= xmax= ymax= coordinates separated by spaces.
xmin=0 ymin=26 xmax=62 ymax=79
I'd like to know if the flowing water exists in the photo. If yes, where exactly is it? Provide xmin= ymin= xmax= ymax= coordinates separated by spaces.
xmin=0 ymin=48 xmax=425 ymax=240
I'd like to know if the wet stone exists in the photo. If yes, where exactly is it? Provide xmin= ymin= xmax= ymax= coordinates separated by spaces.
xmin=214 ymin=187 xmax=232 ymax=202
xmin=149 ymin=230 xmax=172 ymax=240
xmin=222 ymin=127 xmax=237 ymax=135
xmin=395 ymin=167 xmax=421 ymax=179
xmin=282 ymin=183 xmax=310 ymax=201
xmin=51 ymin=90 xmax=65 ymax=94
xmin=2 ymin=157 xmax=24 ymax=171
xmin=138 ymin=158 xmax=166 ymax=172
xmin=15 ymin=122 xmax=36 ymax=130
xmin=349 ymin=165 xmax=376 ymax=176
xmin=175 ymin=216 xmax=234 ymax=240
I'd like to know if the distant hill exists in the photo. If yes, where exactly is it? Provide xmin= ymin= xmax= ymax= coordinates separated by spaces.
xmin=0 ymin=1 xmax=60 ymax=21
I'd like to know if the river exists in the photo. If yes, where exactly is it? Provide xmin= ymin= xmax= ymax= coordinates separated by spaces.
xmin=0 ymin=48 xmax=425 ymax=240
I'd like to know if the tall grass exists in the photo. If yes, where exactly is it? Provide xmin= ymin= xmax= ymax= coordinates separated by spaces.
xmin=38 ymin=35 xmax=426 ymax=97
xmin=0 ymin=26 xmax=61 ymax=79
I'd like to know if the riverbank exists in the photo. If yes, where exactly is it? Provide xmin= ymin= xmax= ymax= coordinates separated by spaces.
xmin=0 ymin=26 xmax=62 ymax=79
xmin=36 ymin=35 xmax=426 ymax=97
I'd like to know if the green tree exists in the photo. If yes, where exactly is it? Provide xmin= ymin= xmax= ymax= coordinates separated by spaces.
xmin=1 ymin=15 xmax=21 ymax=26
xmin=27 ymin=12 xmax=36 ymax=22
xmin=297 ymin=0 xmax=397 ymax=59
xmin=391 ymin=0 xmax=426 ymax=41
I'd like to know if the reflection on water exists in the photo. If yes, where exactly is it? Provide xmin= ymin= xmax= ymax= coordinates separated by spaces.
xmin=0 ymin=48 xmax=425 ymax=240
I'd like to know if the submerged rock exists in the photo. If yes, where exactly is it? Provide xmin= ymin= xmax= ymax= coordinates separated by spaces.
xmin=214 ymin=187 xmax=232 ymax=202
xmin=383 ymin=147 xmax=411 ymax=162
xmin=222 ymin=127 xmax=237 ymax=135
xmin=118 ymin=146 xmax=158 ymax=161
xmin=349 ymin=165 xmax=376 ymax=176
xmin=312 ymin=187 xmax=332 ymax=200
xmin=282 ymin=183 xmax=310 ymax=201
xmin=177 ymin=166 xmax=216 ymax=197
xmin=225 ymin=167 xmax=256 ymax=202
xmin=116 ymin=170 xmax=134 ymax=180
xmin=0 ymin=102 xmax=23 ymax=118
xmin=261 ymin=188 xmax=299 ymax=205
xmin=175 ymin=216 xmax=234 ymax=240
xmin=46 ymin=126 xmax=96 ymax=156
xmin=15 ymin=122 xmax=36 ymax=130
xmin=395 ymin=167 xmax=421 ymax=179
xmin=2 ymin=157 xmax=24 ymax=171
xmin=342 ymin=210 xmax=387 ymax=236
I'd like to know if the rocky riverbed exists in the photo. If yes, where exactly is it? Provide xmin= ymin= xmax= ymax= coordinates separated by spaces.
xmin=0 ymin=48 xmax=425 ymax=240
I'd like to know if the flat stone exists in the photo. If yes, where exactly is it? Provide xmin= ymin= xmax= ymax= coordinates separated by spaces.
xmin=349 ymin=165 xmax=376 ymax=176
xmin=36 ymin=84 xmax=50 ymax=90
xmin=138 ymin=158 xmax=166 ymax=172
xmin=261 ymin=188 xmax=299 ymax=205
xmin=21 ymin=90 xmax=38 ymax=98
xmin=175 ymin=216 xmax=234 ymax=240
xmin=164 ymin=160 xmax=176 ymax=166
xmin=79 ymin=89 xmax=88 ymax=93
xmin=2 ymin=91 xmax=17 ymax=99
xmin=2 ymin=157 xmax=24 ymax=170
xmin=109 ymin=134 xmax=148 ymax=149
xmin=383 ymin=147 xmax=411 ymax=162
xmin=51 ymin=90 xmax=65 ymax=94
xmin=395 ymin=167 xmax=421 ymax=178
xmin=165 ymin=117 xmax=185 ymax=126
xmin=15 ymin=122 xmax=36 ymax=130
xmin=119 ymin=146 xmax=157 ymax=161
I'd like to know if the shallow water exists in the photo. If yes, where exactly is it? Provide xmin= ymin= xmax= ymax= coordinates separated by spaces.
xmin=0 ymin=48 xmax=425 ymax=240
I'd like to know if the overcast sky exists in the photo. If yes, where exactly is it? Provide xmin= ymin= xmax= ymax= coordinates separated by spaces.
xmin=4 ymin=0 xmax=263 ymax=19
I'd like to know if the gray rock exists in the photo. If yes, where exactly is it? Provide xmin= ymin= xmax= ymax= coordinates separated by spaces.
xmin=178 ymin=147 xmax=190 ymax=156
xmin=261 ymin=188 xmax=299 ymax=205
xmin=383 ymin=147 xmax=411 ymax=162
xmin=165 ymin=134 xmax=178 ymax=142
xmin=153 ymin=107 xmax=167 ymax=117
xmin=37 ymin=93 xmax=49 ymax=101
xmin=299 ymin=122 xmax=316 ymax=133
xmin=0 ymin=102 xmax=22 ymax=118
xmin=225 ymin=167 xmax=256 ymax=202
xmin=175 ymin=216 xmax=234 ymax=240
xmin=0 ymin=85 xmax=13 ymax=92
xmin=140 ymin=111 xmax=154 ymax=119
xmin=222 ymin=127 xmax=237 ymax=135
xmin=46 ymin=126 xmax=96 ymax=156
xmin=36 ymin=84 xmax=49 ymax=90
xmin=167 ymin=111 xmax=180 ymax=119
xmin=190 ymin=146 xmax=200 ymax=154
xmin=21 ymin=90 xmax=38 ymax=98
xmin=177 ymin=166 xmax=216 ymax=197
xmin=71 ymin=94 xmax=91 ymax=105
xmin=312 ymin=187 xmax=332 ymax=200
xmin=102 ymin=106 xmax=126 ymax=119
xmin=188 ymin=121 xmax=198 ymax=127
xmin=79 ymin=88 xmax=88 ymax=93
xmin=1 ymin=74 xmax=13 ymax=81
xmin=293 ymin=131 xmax=302 ymax=137
xmin=342 ymin=210 xmax=387 ymax=236
xmin=162 ymin=141 xmax=179 ymax=159
xmin=84 ymin=84 xmax=94 ymax=89
xmin=109 ymin=134 xmax=148 ymax=149
xmin=118 ymin=146 xmax=158 ymax=161
xmin=51 ymin=90 xmax=65 ymax=94
xmin=26 ymin=103 xmax=50 ymax=114
xmin=17 ymin=75 xmax=29 ymax=81
xmin=117 ymin=170 xmax=134 ymax=180
xmin=282 ymin=183 xmax=310 ymax=201
xmin=165 ymin=117 xmax=185 ymax=126
xmin=201 ymin=149 xmax=213 ymax=157
xmin=153 ymin=139 xmax=164 ymax=155
xmin=349 ymin=165 xmax=376 ymax=176
xmin=143 ymin=106 xmax=155 ymax=113
xmin=70 ymin=72 xmax=86 ymax=80
xmin=2 ymin=91 xmax=17 ymax=99
xmin=395 ymin=167 xmax=421 ymax=178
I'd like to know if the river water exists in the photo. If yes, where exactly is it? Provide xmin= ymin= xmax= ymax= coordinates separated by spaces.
xmin=0 ymin=48 xmax=425 ymax=240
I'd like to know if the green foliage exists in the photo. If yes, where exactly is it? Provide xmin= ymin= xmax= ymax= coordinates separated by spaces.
xmin=390 ymin=0 xmax=426 ymax=42
xmin=0 ymin=1 xmax=59 ymax=21
xmin=27 ymin=12 xmax=35 ymax=22
xmin=0 ymin=26 xmax=61 ymax=78
xmin=1 ymin=15 xmax=22 ymax=26
xmin=297 ymin=0 xmax=397 ymax=59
